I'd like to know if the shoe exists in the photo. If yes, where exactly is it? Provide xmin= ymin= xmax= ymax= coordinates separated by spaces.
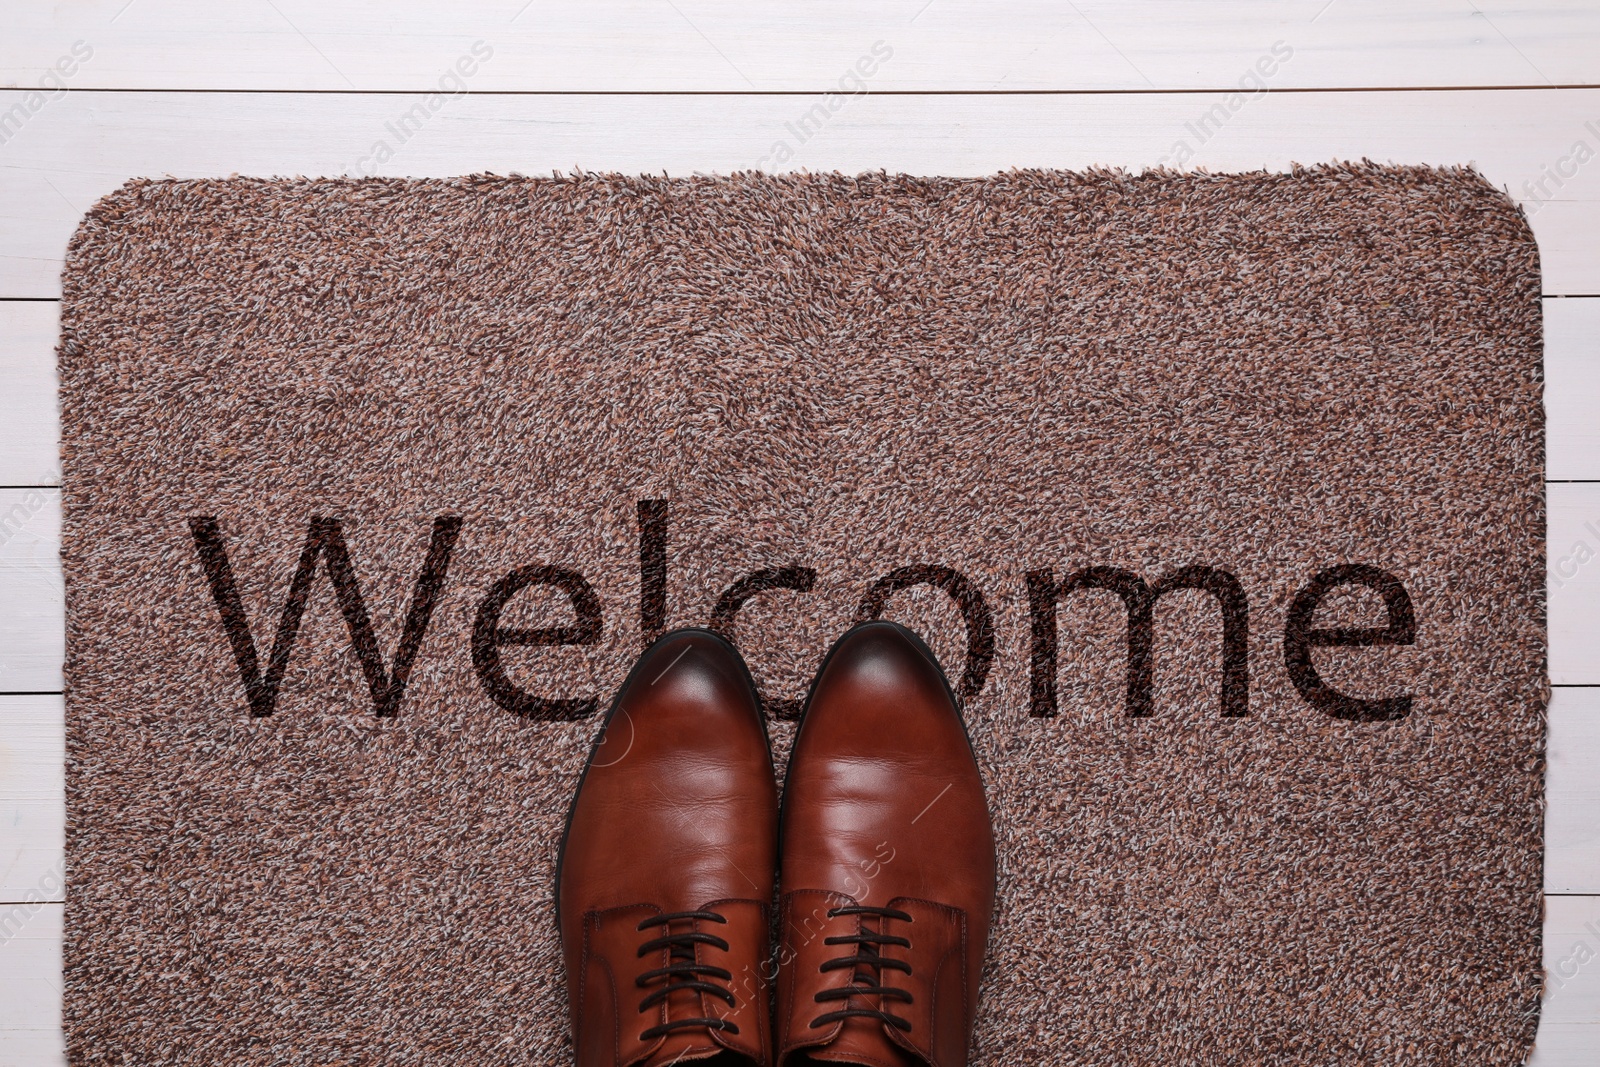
xmin=558 ymin=629 xmax=778 ymax=1066
xmin=776 ymin=622 xmax=997 ymax=1067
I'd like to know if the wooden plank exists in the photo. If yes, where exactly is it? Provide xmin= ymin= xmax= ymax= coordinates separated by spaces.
xmin=7 ymin=689 xmax=1595 ymax=907
xmin=1 ymin=1 xmax=1596 ymax=93
xmin=5 ymin=88 xmax=1600 ymax=299
xmin=1546 ymin=298 xmax=1600 ymax=481
xmin=0 ymin=492 xmax=60 ymax=694
xmin=0 ymin=902 xmax=62 ymax=1067
xmin=0 ymin=697 xmax=63 ymax=905
xmin=1 ymin=896 xmax=1598 ymax=1061
xmin=0 ymin=483 xmax=1588 ymax=687
xmin=1549 ymin=687 xmax=1600 ymax=894
xmin=0 ymin=304 xmax=59 ymax=488
xmin=0 ymin=1029 xmax=65 ymax=1067
xmin=0 ymin=486 xmax=1588 ymax=686
xmin=0 ymin=641 xmax=1586 ymax=910
xmin=1533 ymin=895 xmax=1600 ymax=1064
xmin=1552 ymin=483 xmax=1600 ymax=684
xmin=0 ymin=293 xmax=1594 ymax=485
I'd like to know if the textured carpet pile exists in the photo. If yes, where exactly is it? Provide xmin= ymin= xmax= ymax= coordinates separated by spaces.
xmin=61 ymin=165 xmax=1545 ymax=1064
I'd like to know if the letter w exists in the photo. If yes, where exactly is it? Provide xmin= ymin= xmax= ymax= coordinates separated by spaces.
xmin=188 ymin=516 xmax=463 ymax=717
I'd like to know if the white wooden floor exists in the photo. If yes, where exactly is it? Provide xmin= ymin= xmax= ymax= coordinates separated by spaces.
xmin=4 ymin=2 xmax=1600 ymax=1062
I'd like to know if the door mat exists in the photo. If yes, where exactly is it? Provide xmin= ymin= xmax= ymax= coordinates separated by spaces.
xmin=61 ymin=165 xmax=1545 ymax=1065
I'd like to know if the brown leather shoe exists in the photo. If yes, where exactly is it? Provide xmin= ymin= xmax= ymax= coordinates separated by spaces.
xmin=558 ymin=629 xmax=778 ymax=1067
xmin=776 ymin=622 xmax=997 ymax=1067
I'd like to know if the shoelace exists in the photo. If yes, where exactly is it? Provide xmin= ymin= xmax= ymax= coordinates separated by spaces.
xmin=810 ymin=905 xmax=915 ymax=1032
xmin=635 ymin=910 xmax=740 ymax=1041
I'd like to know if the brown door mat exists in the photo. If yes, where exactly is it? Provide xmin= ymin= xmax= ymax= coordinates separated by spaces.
xmin=60 ymin=166 xmax=1545 ymax=1065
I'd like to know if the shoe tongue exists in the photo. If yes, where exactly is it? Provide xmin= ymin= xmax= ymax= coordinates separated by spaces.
xmin=805 ymin=1018 xmax=927 ymax=1067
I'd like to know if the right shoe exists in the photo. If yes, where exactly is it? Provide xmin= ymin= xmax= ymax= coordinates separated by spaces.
xmin=775 ymin=622 xmax=997 ymax=1067
xmin=557 ymin=629 xmax=778 ymax=1067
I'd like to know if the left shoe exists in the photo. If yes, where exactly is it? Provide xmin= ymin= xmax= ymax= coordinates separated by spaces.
xmin=774 ymin=621 xmax=997 ymax=1067
xmin=557 ymin=629 xmax=778 ymax=1067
